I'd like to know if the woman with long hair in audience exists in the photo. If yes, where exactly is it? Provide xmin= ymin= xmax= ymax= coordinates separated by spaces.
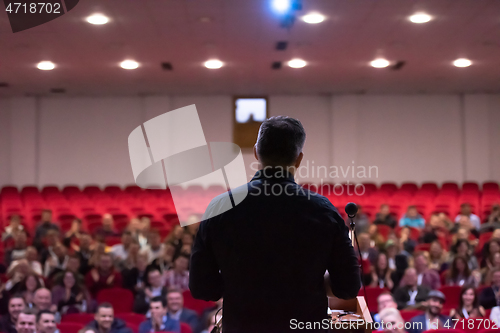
xmin=445 ymin=255 xmax=478 ymax=287
xmin=449 ymin=285 xmax=485 ymax=319
xmin=481 ymin=238 xmax=500 ymax=268
xmin=370 ymin=252 xmax=394 ymax=290
xmin=429 ymin=240 xmax=449 ymax=273
xmin=16 ymin=274 xmax=43 ymax=308
xmin=481 ymin=252 xmax=500 ymax=285
xmin=51 ymin=270 xmax=91 ymax=314
xmin=450 ymin=239 xmax=479 ymax=271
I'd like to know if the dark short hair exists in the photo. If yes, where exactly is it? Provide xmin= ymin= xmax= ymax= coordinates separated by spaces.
xmin=9 ymin=294 xmax=26 ymax=306
xmin=36 ymin=310 xmax=55 ymax=323
xmin=96 ymin=302 xmax=113 ymax=312
xmin=18 ymin=308 xmax=37 ymax=322
xmin=255 ymin=116 xmax=306 ymax=166
xmin=377 ymin=291 xmax=396 ymax=303
xmin=150 ymin=296 xmax=166 ymax=308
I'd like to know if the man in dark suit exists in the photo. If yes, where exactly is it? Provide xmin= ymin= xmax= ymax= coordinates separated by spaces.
xmin=393 ymin=268 xmax=430 ymax=310
xmin=408 ymin=290 xmax=450 ymax=333
xmin=480 ymin=268 xmax=500 ymax=309
xmin=189 ymin=116 xmax=361 ymax=332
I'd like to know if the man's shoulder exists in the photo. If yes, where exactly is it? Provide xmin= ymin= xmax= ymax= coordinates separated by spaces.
xmin=181 ymin=307 xmax=198 ymax=318
xmin=410 ymin=314 xmax=426 ymax=323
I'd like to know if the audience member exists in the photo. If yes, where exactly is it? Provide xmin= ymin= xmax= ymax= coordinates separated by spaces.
xmin=85 ymin=253 xmax=122 ymax=298
xmin=148 ymin=243 xmax=176 ymax=275
xmin=451 ymin=215 xmax=479 ymax=238
xmin=40 ymin=230 xmax=61 ymax=267
xmin=8 ymin=247 xmax=43 ymax=277
xmin=33 ymin=288 xmax=57 ymax=313
xmin=408 ymin=290 xmax=450 ymax=333
xmin=4 ymin=231 xmax=28 ymax=266
xmin=450 ymin=239 xmax=479 ymax=271
xmin=455 ymin=203 xmax=481 ymax=231
xmin=399 ymin=206 xmax=425 ymax=229
xmin=165 ymin=226 xmax=184 ymax=257
xmin=479 ymin=267 xmax=500 ymax=309
xmin=378 ymin=308 xmax=406 ymax=333
xmin=138 ymin=296 xmax=179 ymax=333
xmin=63 ymin=218 xmax=83 ymax=250
xmin=11 ymin=274 xmax=42 ymax=307
xmin=76 ymin=233 xmax=94 ymax=276
xmin=44 ymin=242 xmax=69 ymax=278
xmin=143 ymin=230 xmax=164 ymax=263
xmin=15 ymin=308 xmax=37 ymax=333
xmin=86 ymin=303 xmax=133 ymax=333
xmin=428 ymin=241 xmax=448 ymax=273
xmin=0 ymin=295 xmax=25 ymax=333
xmin=2 ymin=215 xmax=24 ymax=242
xmin=166 ymin=289 xmax=198 ymax=333
xmin=482 ymin=252 xmax=500 ymax=285
xmin=481 ymin=238 xmax=500 ymax=268
xmin=133 ymin=269 xmax=167 ymax=315
xmin=373 ymin=292 xmax=398 ymax=324
xmin=118 ymin=243 xmax=140 ymax=271
xmin=413 ymin=252 xmax=440 ymax=290
xmin=51 ymin=270 xmax=90 ymax=314
xmin=481 ymin=204 xmax=500 ymax=233
xmin=110 ymin=231 xmax=134 ymax=263
xmin=449 ymin=285 xmax=485 ymax=319
xmin=370 ymin=252 xmax=394 ymax=289
xmin=491 ymin=305 xmax=500 ymax=326
xmin=373 ymin=204 xmax=397 ymax=229
xmin=36 ymin=310 xmax=57 ymax=333
xmin=358 ymin=233 xmax=378 ymax=265
xmin=122 ymin=253 xmax=149 ymax=294
xmin=33 ymin=210 xmax=60 ymax=252
xmin=393 ymin=268 xmax=430 ymax=310
xmin=445 ymin=255 xmax=477 ymax=287
xmin=399 ymin=228 xmax=416 ymax=255
xmin=94 ymin=214 xmax=120 ymax=239
xmin=164 ymin=253 xmax=190 ymax=291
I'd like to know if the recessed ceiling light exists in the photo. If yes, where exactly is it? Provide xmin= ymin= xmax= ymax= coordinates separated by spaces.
xmin=288 ymin=59 xmax=307 ymax=68
xmin=370 ymin=58 xmax=390 ymax=68
xmin=120 ymin=60 xmax=139 ymax=70
xmin=302 ymin=13 xmax=325 ymax=24
xmin=204 ymin=59 xmax=223 ymax=69
xmin=409 ymin=12 xmax=432 ymax=24
xmin=86 ymin=13 xmax=109 ymax=25
xmin=453 ymin=58 xmax=472 ymax=67
xmin=37 ymin=61 xmax=55 ymax=70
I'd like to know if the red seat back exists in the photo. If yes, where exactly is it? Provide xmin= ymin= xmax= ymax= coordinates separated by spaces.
xmin=97 ymin=288 xmax=134 ymax=313
xmin=58 ymin=323 xmax=84 ymax=333
xmin=182 ymin=290 xmax=216 ymax=316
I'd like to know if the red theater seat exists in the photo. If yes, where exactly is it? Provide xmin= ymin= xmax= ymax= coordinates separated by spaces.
xmin=400 ymin=309 xmax=423 ymax=322
xmin=422 ymin=330 xmax=465 ymax=333
xmin=58 ymin=323 xmax=84 ymax=333
xmin=182 ymin=290 xmax=216 ymax=316
xmin=180 ymin=323 xmax=193 ymax=333
xmin=116 ymin=313 xmax=146 ymax=327
xmin=61 ymin=313 xmax=94 ymax=324
xmin=96 ymin=288 xmax=134 ymax=313
xmin=357 ymin=287 xmax=388 ymax=313
xmin=439 ymin=286 xmax=461 ymax=309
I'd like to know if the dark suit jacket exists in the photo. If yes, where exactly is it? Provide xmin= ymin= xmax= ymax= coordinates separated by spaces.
xmin=0 ymin=314 xmax=16 ymax=333
xmin=480 ymin=286 xmax=500 ymax=309
xmin=393 ymin=285 xmax=430 ymax=310
xmin=189 ymin=169 xmax=361 ymax=333
xmin=408 ymin=313 xmax=451 ymax=333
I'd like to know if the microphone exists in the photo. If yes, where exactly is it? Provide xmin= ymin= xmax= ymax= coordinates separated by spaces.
xmin=345 ymin=202 xmax=358 ymax=218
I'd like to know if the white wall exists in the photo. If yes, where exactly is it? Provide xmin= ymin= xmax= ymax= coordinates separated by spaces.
xmin=0 ymin=94 xmax=499 ymax=188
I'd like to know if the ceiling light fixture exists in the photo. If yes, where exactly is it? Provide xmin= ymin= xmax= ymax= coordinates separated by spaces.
xmin=409 ymin=12 xmax=432 ymax=24
xmin=86 ymin=13 xmax=109 ymax=25
xmin=37 ymin=61 xmax=55 ymax=70
xmin=370 ymin=58 xmax=390 ymax=68
xmin=204 ymin=59 xmax=223 ymax=69
xmin=453 ymin=58 xmax=472 ymax=67
xmin=302 ymin=13 xmax=325 ymax=24
xmin=288 ymin=58 xmax=307 ymax=68
xmin=120 ymin=60 xmax=139 ymax=70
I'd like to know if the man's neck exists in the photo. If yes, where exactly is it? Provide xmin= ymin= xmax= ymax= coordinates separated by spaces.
xmin=427 ymin=312 xmax=438 ymax=321
xmin=169 ymin=308 xmax=181 ymax=315
xmin=99 ymin=326 xmax=109 ymax=333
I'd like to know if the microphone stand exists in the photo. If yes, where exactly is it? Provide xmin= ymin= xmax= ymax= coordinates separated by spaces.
xmin=348 ymin=214 xmax=367 ymax=303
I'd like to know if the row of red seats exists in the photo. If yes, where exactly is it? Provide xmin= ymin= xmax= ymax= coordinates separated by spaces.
xmin=1 ymin=182 xmax=499 ymax=228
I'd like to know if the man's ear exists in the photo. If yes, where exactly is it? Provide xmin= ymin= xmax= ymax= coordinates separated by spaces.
xmin=294 ymin=152 xmax=304 ymax=169
xmin=253 ymin=145 xmax=259 ymax=161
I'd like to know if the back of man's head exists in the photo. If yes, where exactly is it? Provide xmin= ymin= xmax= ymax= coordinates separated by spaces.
xmin=255 ymin=116 xmax=306 ymax=167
